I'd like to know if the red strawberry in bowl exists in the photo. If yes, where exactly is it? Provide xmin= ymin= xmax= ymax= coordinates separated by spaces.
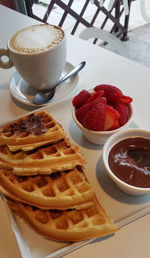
xmin=72 ymin=90 xmax=91 ymax=108
xmin=86 ymin=90 xmax=105 ymax=103
xmin=76 ymin=97 xmax=106 ymax=124
xmin=94 ymin=84 xmax=123 ymax=104
xmin=118 ymin=95 xmax=133 ymax=104
xmin=115 ymin=102 xmax=131 ymax=126
xmin=72 ymin=85 xmax=133 ymax=145
xmin=103 ymin=105 xmax=120 ymax=131
xmin=82 ymin=102 xmax=106 ymax=131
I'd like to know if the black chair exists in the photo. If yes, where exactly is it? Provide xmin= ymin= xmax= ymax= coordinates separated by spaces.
xmin=22 ymin=0 xmax=134 ymax=41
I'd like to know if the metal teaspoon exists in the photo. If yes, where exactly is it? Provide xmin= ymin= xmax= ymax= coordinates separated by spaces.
xmin=33 ymin=61 xmax=86 ymax=105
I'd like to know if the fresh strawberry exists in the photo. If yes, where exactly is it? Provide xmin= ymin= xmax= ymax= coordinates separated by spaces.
xmin=92 ymin=96 xmax=107 ymax=105
xmin=118 ymin=95 xmax=133 ymax=104
xmin=73 ymin=84 xmax=133 ymax=132
xmin=76 ymin=97 xmax=107 ymax=124
xmin=103 ymin=104 xmax=120 ymax=131
xmin=115 ymin=102 xmax=130 ymax=126
xmin=86 ymin=90 xmax=104 ymax=103
xmin=82 ymin=102 xmax=106 ymax=131
xmin=72 ymin=90 xmax=91 ymax=108
xmin=94 ymin=84 xmax=123 ymax=104
xmin=76 ymin=102 xmax=93 ymax=124
xmin=89 ymin=96 xmax=107 ymax=106
xmin=110 ymin=120 xmax=120 ymax=130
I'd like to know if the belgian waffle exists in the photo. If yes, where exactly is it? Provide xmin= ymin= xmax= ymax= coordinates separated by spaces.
xmin=0 ymin=138 xmax=85 ymax=175
xmin=0 ymin=185 xmax=22 ymax=202
xmin=0 ymin=110 xmax=65 ymax=151
xmin=1 ymin=109 xmax=118 ymax=243
xmin=0 ymin=167 xmax=94 ymax=210
xmin=7 ymin=197 xmax=118 ymax=242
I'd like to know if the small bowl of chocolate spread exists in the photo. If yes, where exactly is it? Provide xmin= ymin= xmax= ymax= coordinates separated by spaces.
xmin=103 ymin=128 xmax=150 ymax=195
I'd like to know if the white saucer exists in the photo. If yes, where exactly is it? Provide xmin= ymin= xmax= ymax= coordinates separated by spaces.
xmin=9 ymin=62 xmax=79 ymax=107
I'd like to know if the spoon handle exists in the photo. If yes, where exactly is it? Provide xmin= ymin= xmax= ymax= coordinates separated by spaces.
xmin=55 ymin=61 xmax=86 ymax=89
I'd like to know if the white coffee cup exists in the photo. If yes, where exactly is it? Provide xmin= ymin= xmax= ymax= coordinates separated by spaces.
xmin=0 ymin=24 xmax=66 ymax=90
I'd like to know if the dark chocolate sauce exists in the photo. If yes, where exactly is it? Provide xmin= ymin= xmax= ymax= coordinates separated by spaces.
xmin=3 ymin=114 xmax=47 ymax=136
xmin=108 ymin=137 xmax=150 ymax=188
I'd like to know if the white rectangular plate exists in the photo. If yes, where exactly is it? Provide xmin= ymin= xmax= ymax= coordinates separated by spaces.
xmin=1 ymin=97 xmax=150 ymax=258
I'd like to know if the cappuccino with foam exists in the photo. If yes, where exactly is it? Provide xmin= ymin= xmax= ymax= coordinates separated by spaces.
xmin=0 ymin=24 xmax=66 ymax=90
xmin=9 ymin=24 xmax=64 ymax=54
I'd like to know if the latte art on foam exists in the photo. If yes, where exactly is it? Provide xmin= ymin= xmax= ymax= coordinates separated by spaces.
xmin=9 ymin=24 xmax=64 ymax=54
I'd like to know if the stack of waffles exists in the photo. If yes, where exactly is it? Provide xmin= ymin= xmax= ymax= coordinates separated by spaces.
xmin=0 ymin=110 xmax=118 ymax=242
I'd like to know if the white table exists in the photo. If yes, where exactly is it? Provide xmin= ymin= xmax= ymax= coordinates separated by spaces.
xmin=0 ymin=4 xmax=150 ymax=258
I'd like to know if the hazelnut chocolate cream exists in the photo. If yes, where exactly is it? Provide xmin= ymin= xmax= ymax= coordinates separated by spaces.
xmin=2 ymin=114 xmax=47 ymax=136
xmin=108 ymin=137 xmax=150 ymax=188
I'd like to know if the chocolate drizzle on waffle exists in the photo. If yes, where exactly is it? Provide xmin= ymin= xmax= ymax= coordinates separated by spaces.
xmin=2 ymin=113 xmax=47 ymax=136
xmin=12 ymin=113 xmax=47 ymax=136
xmin=0 ymin=110 xmax=65 ymax=151
xmin=0 ymin=110 xmax=118 ymax=242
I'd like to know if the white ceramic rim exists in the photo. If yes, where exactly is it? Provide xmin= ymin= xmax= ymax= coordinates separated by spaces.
xmin=103 ymin=128 xmax=150 ymax=192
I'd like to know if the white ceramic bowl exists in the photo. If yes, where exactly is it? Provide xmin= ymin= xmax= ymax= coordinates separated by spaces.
xmin=72 ymin=103 xmax=133 ymax=145
xmin=103 ymin=128 xmax=150 ymax=195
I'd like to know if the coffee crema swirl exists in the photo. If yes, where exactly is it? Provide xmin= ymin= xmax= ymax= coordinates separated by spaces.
xmin=9 ymin=24 xmax=64 ymax=54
